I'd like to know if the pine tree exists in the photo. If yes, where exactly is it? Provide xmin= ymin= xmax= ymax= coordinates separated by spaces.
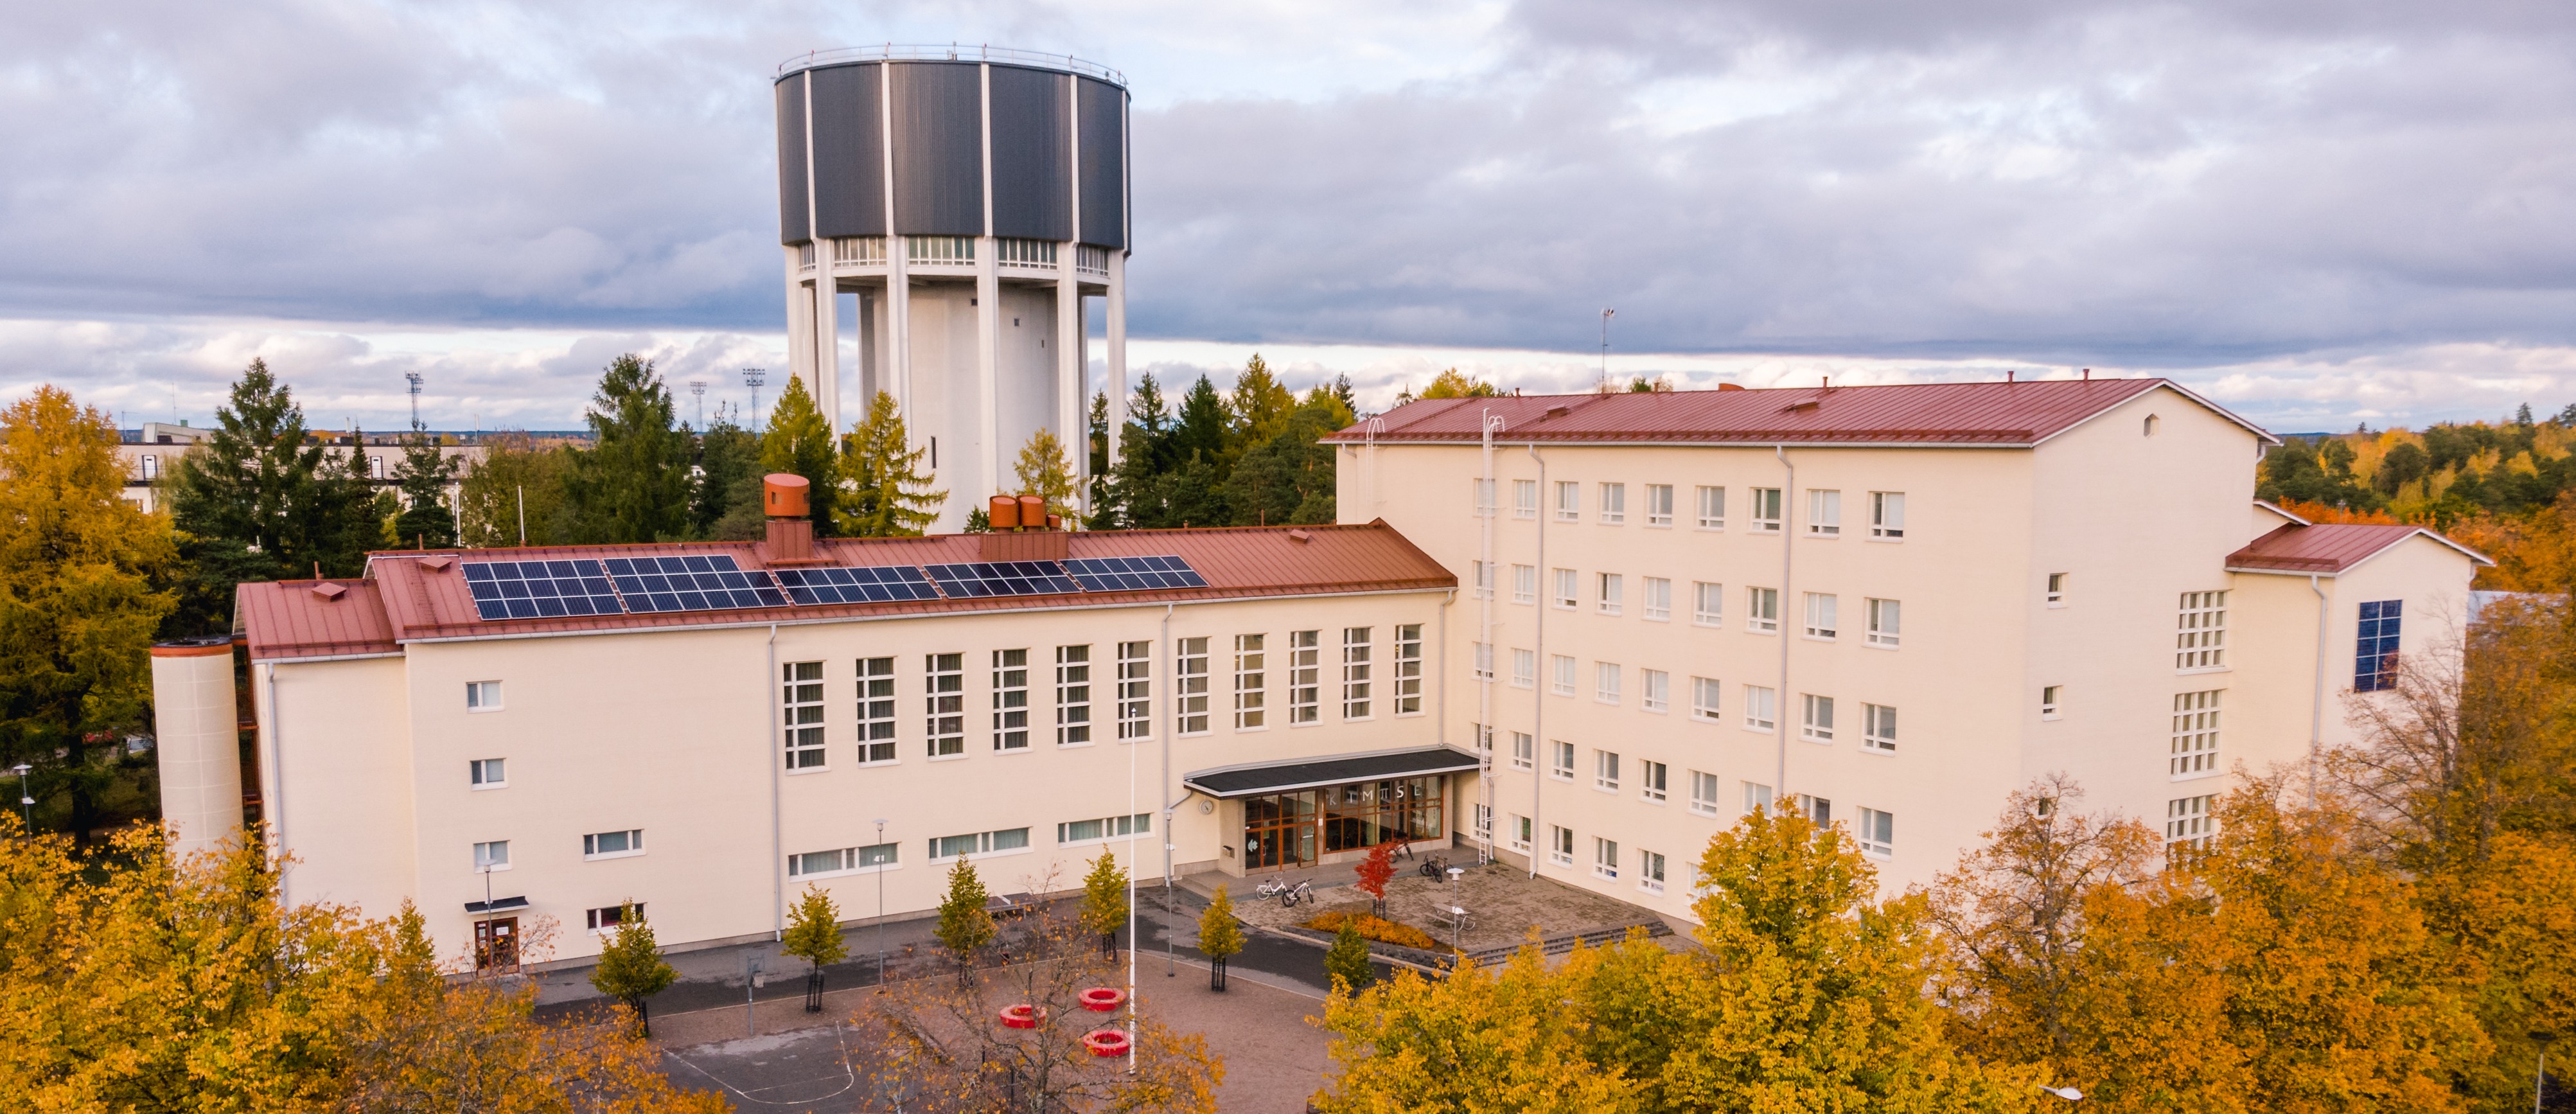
xmin=1012 ymin=427 xmax=1079 ymax=522
xmin=934 ymin=856 xmax=995 ymax=980
xmin=560 ymin=355 xmax=694 ymax=544
xmin=588 ymin=903 xmax=678 ymax=1037
xmin=1325 ymin=921 xmax=1374 ymax=992
xmin=1172 ymin=375 xmax=1230 ymax=475
xmin=760 ymin=375 xmax=839 ymax=536
xmin=1088 ymin=390 xmax=1110 ymax=479
xmin=780 ymin=885 xmax=847 ymax=1011
xmin=692 ymin=405 xmax=765 ymax=540
xmin=166 ymin=358 xmax=378 ymax=633
xmin=388 ymin=421 xmax=458 ymax=549
xmin=1079 ymin=850 xmax=1129 ymax=958
xmin=834 ymin=392 xmax=946 ymax=536
xmin=1226 ymin=354 xmax=1296 ymax=455
xmin=1197 ymin=886 xmax=1245 ymax=991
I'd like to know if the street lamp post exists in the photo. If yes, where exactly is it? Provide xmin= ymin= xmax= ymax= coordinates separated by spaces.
xmin=13 ymin=763 xmax=31 ymax=827
xmin=874 ymin=818 xmax=888 ymax=986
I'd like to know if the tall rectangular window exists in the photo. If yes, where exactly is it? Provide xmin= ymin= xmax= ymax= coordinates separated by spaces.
xmin=1054 ymin=646 xmax=1091 ymax=745
xmin=1804 ymin=592 xmax=1839 ymax=639
xmin=2171 ymin=690 xmax=2221 ymax=777
xmin=1513 ymin=479 xmax=1538 ymax=518
xmin=2042 ymin=685 xmax=2064 ymax=718
xmin=1512 ymin=564 xmax=1537 ymax=605
xmin=1643 ymin=577 xmax=1672 ymax=621
xmin=1696 ymin=485 xmax=1726 ymax=529
xmin=1857 ymin=808 xmax=1894 ymax=857
xmin=1555 ymin=481 xmax=1579 ymax=522
xmin=1866 ymin=598 xmax=1901 ymax=647
xmin=1551 ymin=740 xmax=1575 ymax=781
xmin=1599 ymin=482 xmax=1627 ymax=524
xmin=1550 ymin=824 xmax=1575 ymax=867
xmin=1593 ymin=836 xmax=1621 ymax=879
xmin=139 ymin=454 xmax=159 ymax=480
xmin=858 ymin=657 xmax=896 ymax=763
xmin=1472 ymin=641 xmax=1495 ymax=682
xmin=992 ymin=649 xmax=1030 ymax=750
xmin=783 ymin=662 xmax=825 ymax=769
xmin=1474 ymin=803 xmax=1493 ymax=842
xmin=1743 ymin=781 xmax=1774 ymax=817
xmin=1870 ymin=491 xmax=1905 ymax=539
xmin=1472 ymin=477 xmax=1496 ymax=517
xmin=1595 ymin=662 xmax=1622 ymax=704
xmin=1343 ymin=627 xmax=1375 ymax=718
xmin=2047 ymin=572 xmax=2068 ymax=606
xmin=1472 ymin=560 xmax=1495 ymax=599
xmin=1232 ymin=634 xmax=1266 ymax=730
xmin=1287 ymin=630 xmax=1321 ymax=723
xmin=1645 ymin=484 xmax=1674 ymax=526
xmin=1553 ymin=568 xmax=1578 ymax=609
xmin=1395 ymin=624 xmax=1424 ymax=714
xmin=1639 ymin=759 xmax=1668 ymax=802
xmin=1597 ymin=572 xmax=1624 ymax=615
xmin=2166 ymin=795 xmax=2215 ymax=863
xmin=1512 ymin=731 xmax=1534 ymax=770
xmin=1642 ymin=669 xmax=1670 ymax=713
xmin=1807 ymin=489 xmax=1840 ymax=536
xmin=1694 ymin=582 xmax=1724 ymax=626
xmin=1751 ymin=487 xmax=1783 ymax=532
xmin=1749 ymin=587 xmax=1778 ymax=632
xmin=1801 ymin=693 xmax=1835 ymax=742
xmin=1744 ymin=685 xmax=1777 ymax=731
xmin=1638 ymin=849 xmax=1666 ymax=894
xmin=1512 ymin=648 xmax=1536 ymax=689
xmin=1689 ymin=770 xmax=1720 ymax=817
xmin=1116 ymin=641 xmax=1151 ymax=741
xmin=1691 ymin=676 xmax=1722 ymax=721
xmin=925 ymin=653 xmax=964 ymax=757
xmin=1176 ymin=637 xmax=1210 ymax=735
xmin=1511 ymin=814 xmax=1533 ymax=851
xmin=1862 ymin=703 xmax=1896 ymax=752
xmin=1551 ymin=655 xmax=1576 ymax=696
xmin=2177 ymin=591 xmax=2228 ymax=669
xmin=2355 ymin=600 xmax=2403 ymax=691
xmin=1595 ymin=750 xmax=1621 ymax=791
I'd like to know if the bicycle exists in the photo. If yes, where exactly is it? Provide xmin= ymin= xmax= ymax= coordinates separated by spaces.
xmin=1257 ymin=878 xmax=1312 ymax=906
xmin=1418 ymin=854 xmax=1451 ymax=879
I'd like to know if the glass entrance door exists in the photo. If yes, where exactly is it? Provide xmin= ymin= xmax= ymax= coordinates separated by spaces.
xmin=1242 ymin=791 xmax=1318 ymax=870
xmin=474 ymin=917 xmax=519 ymax=970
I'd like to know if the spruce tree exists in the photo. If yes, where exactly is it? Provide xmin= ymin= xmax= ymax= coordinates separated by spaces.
xmin=387 ymin=422 xmax=458 ymax=549
xmin=588 ymin=903 xmax=678 ymax=1036
xmin=693 ymin=405 xmax=765 ymax=540
xmin=1172 ymin=375 xmax=1230 ymax=475
xmin=835 ymin=392 xmax=947 ymax=536
xmin=560 ymin=355 xmax=694 ymax=544
xmin=759 ymin=376 xmax=839 ymax=535
xmin=167 ymin=358 xmax=378 ymax=633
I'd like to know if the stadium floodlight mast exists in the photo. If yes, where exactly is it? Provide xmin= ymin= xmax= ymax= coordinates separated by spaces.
xmin=743 ymin=368 xmax=766 ymax=427
xmin=689 ymin=380 xmax=707 ymax=430
xmin=1599 ymin=308 xmax=1616 ymax=389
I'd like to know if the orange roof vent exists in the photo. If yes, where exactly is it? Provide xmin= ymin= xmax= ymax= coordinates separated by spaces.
xmin=764 ymin=473 xmax=810 ymax=518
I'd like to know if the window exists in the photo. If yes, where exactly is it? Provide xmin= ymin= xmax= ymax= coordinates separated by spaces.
xmin=583 ymin=829 xmax=644 ymax=860
xmin=1801 ymin=693 xmax=1835 ymax=742
xmin=2166 ymin=795 xmax=2214 ymax=863
xmin=1472 ymin=478 xmax=1496 ymax=517
xmin=1869 ymin=491 xmax=1905 ymax=539
xmin=1553 ymin=568 xmax=1578 ymax=609
xmin=2144 ymin=414 xmax=2160 ymax=436
xmin=368 ymin=455 xmax=385 ymax=479
xmin=2176 ymin=591 xmax=2228 ymax=669
xmin=1693 ymin=582 xmax=1724 ymax=626
xmin=1232 ymin=635 xmax=1266 ymax=730
xmin=1862 ymin=703 xmax=1896 ymax=752
xmin=2042 ymin=685 xmax=2063 ymax=719
xmin=1511 ymin=648 xmax=1536 ymax=689
xmin=1598 ymin=482 xmax=1626 ymax=524
xmin=1594 ymin=750 xmax=1621 ymax=791
xmin=1116 ymin=641 xmax=1151 ymax=741
xmin=1511 ymin=731 xmax=1534 ymax=770
xmin=139 ymin=454 xmax=159 ymax=480
xmin=2047 ymin=573 xmax=2067 ymax=606
xmin=1742 ymin=781 xmax=1774 ymax=817
xmin=1748 ymin=587 xmax=1779 ymax=633
xmin=2171 ymin=690 xmax=2221 ymax=777
xmin=470 ymin=758 xmax=506 ymax=788
xmin=1396 ymin=624 xmax=1424 ymax=714
xmin=1597 ymin=572 xmax=1624 ymax=615
xmin=1551 ymin=655 xmax=1576 ymax=696
xmin=1470 ymin=722 xmax=1494 ymax=756
xmin=1857 ymin=808 xmax=1894 ymax=857
xmin=783 ymin=662 xmax=825 ymax=769
xmin=1057 ymin=813 xmax=1150 ymax=844
xmin=790 ymin=843 xmax=897 ymax=877
xmin=1176 ymin=637 xmax=1210 ymax=734
xmin=1592 ymin=836 xmax=1621 ymax=880
xmin=1595 ymin=662 xmax=1621 ymax=704
xmin=1510 ymin=814 xmax=1533 ymax=851
xmin=1555 ymin=481 xmax=1579 ymax=522
xmin=473 ymin=840 xmax=509 ymax=871
xmin=1640 ymin=759 xmax=1668 ymax=802
xmin=1696 ymin=485 xmax=1725 ymax=529
xmin=1638 ymin=849 xmax=1666 ymax=894
xmin=2356 ymin=600 xmax=2403 ymax=692
xmin=930 ymin=827 xmax=1031 ymax=861
xmin=1645 ymin=484 xmax=1674 ymax=526
xmin=1472 ymin=560 xmax=1495 ymax=599
xmin=1469 ymin=803 xmax=1492 ymax=844
xmin=992 ymin=650 xmax=1030 ymax=750
xmin=1865 ymin=598 xmax=1900 ymax=647
xmin=1804 ymin=592 xmax=1838 ymax=639
xmin=1054 ymin=646 xmax=1091 ymax=745
xmin=586 ymin=903 xmax=643 ymax=932
xmin=1806 ymin=490 xmax=1840 ymax=536
xmin=1549 ymin=825 xmax=1575 ymax=867
xmin=1689 ymin=771 xmax=1720 ymax=817
xmin=1287 ymin=631 xmax=1321 ymax=723
xmin=1343 ymin=627 xmax=1374 ymax=718
xmin=1513 ymin=479 xmax=1538 ymax=518
xmin=1550 ymin=740 xmax=1575 ymax=781
xmin=1690 ymin=676 xmax=1722 ymax=721
xmin=1643 ymin=577 xmax=1672 ymax=621
xmin=1472 ymin=641 xmax=1495 ymax=682
xmin=466 ymin=680 xmax=502 ymax=711
xmin=1751 ymin=487 xmax=1782 ymax=532
xmin=926 ymin=653 xmax=964 ymax=757
xmin=1512 ymin=564 xmax=1537 ymax=605
xmin=858 ymin=657 xmax=897 ymax=762
xmin=1642 ymin=669 xmax=1670 ymax=713
xmin=1799 ymin=795 xmax=1831 ymax=824
xmin=1744 ymin=685 xmax=1777 ymax=731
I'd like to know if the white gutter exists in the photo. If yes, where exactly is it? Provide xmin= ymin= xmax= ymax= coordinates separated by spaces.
xmin=1477 ymin=409 xmax=1501 ymax=866
xmin=1158 ymin=603 xmax=1174 ymax=979
xmin=2307 ymin=575 xmax=2331 ymax=807
xmin=768 ymin=625 xmax=782 ymax=940
xmin=265 ymin=661 xmax=287 ymax=908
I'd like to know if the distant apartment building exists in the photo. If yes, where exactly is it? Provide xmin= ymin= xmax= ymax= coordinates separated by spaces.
xmin=114 ymin=423 xmax=485 ymax=516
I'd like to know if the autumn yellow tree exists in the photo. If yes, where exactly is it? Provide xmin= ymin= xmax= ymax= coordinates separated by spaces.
xmin=1314 ymin=944 xmax=1650 ymax=1114
xmin=1012 ymin=426 xmax=1079 ymax=522
xmin=1411 ymin=367 xmax=1499 ymax=400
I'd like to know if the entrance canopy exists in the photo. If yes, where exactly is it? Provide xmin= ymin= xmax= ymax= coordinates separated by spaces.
xmin=1183 ymin=747 xmax=1483 ymax=800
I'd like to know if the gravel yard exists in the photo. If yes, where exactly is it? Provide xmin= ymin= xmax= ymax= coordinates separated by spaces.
xmin=1228 ymin=861 xmax=1664 ymax=956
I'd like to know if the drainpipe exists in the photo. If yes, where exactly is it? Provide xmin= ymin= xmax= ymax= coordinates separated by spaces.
xmin=265 ymin=661 xmax=287 ymax=908
xmin=768 ymin=625 xmax=782 ymax=940
xmin=1774 ymin=445 xmax=1794 ymax=806
xmin=1477 ymin=410 xmax=1503 ymax=865
xmin=1437 ymin=589 xmax=1452 ymax=756
xmin=1159 ymin=603 xmax=1174 ymax=979
xmin=2307 ymin=575 xmax=2330 ymax=808
xmin=1526 ymin=443 xmax=1546 ymax=878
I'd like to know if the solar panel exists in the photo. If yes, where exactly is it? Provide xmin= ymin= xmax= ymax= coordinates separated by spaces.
xmin=772 ymin=565 xmax=942 ymax=605
xmin=603 ymin=554 xmax=788 ymax=613
xmin=922 ymin=560 xmax=1085 ymax=598
xmin=461 ymin=559 xmax=624 ymax=621
xmin=1063 ymin=554 xmax=1211 ymax=592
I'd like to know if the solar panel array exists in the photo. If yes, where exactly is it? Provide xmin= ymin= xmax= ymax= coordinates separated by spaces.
xmin=1064 ymin=555 xmax=1210 ymax=592
xmin=457 ymin=552 xmax=1209 ymax=621
xmin=461 ymin=559 xmax=624 ymax=621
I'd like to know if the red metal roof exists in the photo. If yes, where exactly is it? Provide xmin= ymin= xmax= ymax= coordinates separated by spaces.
xmin=1322 ymin=378 xmax=2273 ymax=447
xmin=2226 ymin=522 xmax=2492 ymax=574
xmin=242 ymin=522 xmax=1456 ymax=661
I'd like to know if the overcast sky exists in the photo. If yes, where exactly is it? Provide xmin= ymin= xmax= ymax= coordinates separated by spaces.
xmin=6 ymin=0 xmax=2575 ymax=433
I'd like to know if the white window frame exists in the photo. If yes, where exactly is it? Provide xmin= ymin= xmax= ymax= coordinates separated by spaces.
xmin=1116 ymin=641 xmax=1152 ymax=741
xmin=1642 ymin=577 xmax=1672 ymax=621
xmin=1176 ymin=637 xmax=1210 ymax=735
xmin=1639 ymin=759 xmax=1668 ymax=802
xmin=1510 ymin=813 xmax=1533 ymax=852
xmin=2166 ymin=795 xmax=2215 ymax=860
xmin=473 ymin=840 xmax=510 ymax=871
xmin=1474 ymin=803 xmax=1494 ymax=842
xmin=1342 ymin=627 xmax=1374 ymax=718
xmin=1690 ymin=676 xmax=1722 ymax=723
xmin=1472 ymin=560 xmax=1495 ymax=599
xmin=992 ymin=649 xmax=1030 ymax=751
xmin=1869 ymin=491 xmax=1905 ymax=540
xmin=2042 ymin=685 xmax=2063 ymax=720
xmin=783 ymin=661 xmax=825 ymax=769
xmin=1597 ymin=572 xmax=1624 ymax=616
xmin=1857 ymin=808 xmax=1894 ymax=858
xmin=1513 ymin=479 xmax=1538 ymax=519
xmin=1744 ymin=685 xmax=1777 ymax=732
xmin=1055 ymin=813 xmax=1151 ymax=847
xmin=928 ymin=827 xmax=1033 ymax=863
xmin=2171 ymin=689 xmax=2222 ymax=779
xmin=1693 ymin=582 xmax=1724 ymax=627
xmin=1511 ymin=730 xmax=1534 ymax=771
xmin=789 ymin=842 xmax=899 ymax=879
xmin=1555 ymin=481 xmax=1580 ymax=522
xmin=1232 ymin=634 xmax=1266 ymax=730
xmin=1511 ymin=563 xmax=1537 ymax=605
xmin=1645 ymin=484 xmax=1674 ymax=527
xmin=1865 ymin=598 xmax=1900 ymax=648
xmin=1862 ymin=703 xmax=1896 ymax=752
xmin=1801 ymin=693 xmax=1835 ymax=743
xmin=466 ymin=680 xmax=503 ymax=712
xmin=2046 ymin=573 xmax=2068 ymax=607
xmin=1288 ymin=630 xmax=1321 ymax=725
xmin=1594 ymin=661 xmax=1622 ymax=705
xmin=1696 ymin=485 xmax=1726 ymax=529
xmin=858 ymin=657 xmax=897 ymax=763
xmin=470 ymin=757 xmax=506 ymax=789
xmin=1592 ymin=836 xmax=1620 ymax=880
xmin=1749 ymin=587 xmax=1778 ymax=633
xmin=2177 ymin=591 xmax=2228 ymax=671
xmin=1055 ymin=646 xmax=1091 ymax=745
xmin=1549 ymin=824 xmax=1575 ymax=867
xmin=1638 ymin=849 xmax=1666 ymax=895
xmin=1472 ymin=641 xmax=1494 ymax=682
xmin=582 ymin=829 xmax=645 ymax=861
xmin=1395 ymin=624 xmax=1424 ymax=715
xmin=585 ymin=903 xmax=643 ymax=933
xmin=1803 ymin=592 xmax=1838 ymax=640
xmin=1742 ymin=781 xmax=1774 ymax=817
xmin=926 ymin=653 xmax=964 ymax=757
xmin=1641 ymin=669 xmax=1669 ymax=713
xmin=1550 ymin=739 xmax=1575 ymax=782
xmin=1551 ymin=655 xmax=1576 ymax=697
xmin=1552 ymin=567 xmax=1578 ymax=610
xmin=1806 ymin=489 xmax=1840 ymax=536
xmin=1594 ymin=749 xmax=1621 ymax=793
xmin=1511 ymin=648 xmax=1536 ymax=689
xmin=1689 ymin=770 xmax=1720 ymax=817
xmin=1598 ymin=482 xmax=1627 ymax=525
xmin=1472 ymin=477 xmax=1496 ymax=517
xmin=1751 ymin=487 xmax=1783 ymax=533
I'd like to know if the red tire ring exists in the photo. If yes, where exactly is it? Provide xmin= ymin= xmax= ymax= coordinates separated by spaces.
xmin=999 ymin=1004 xmax=1046 ymax=1030
xmin=1079 ymin=987 xmax=1127 ymax=1012
xmin=1083 ymin=1027 xmax=1133 ymax=1058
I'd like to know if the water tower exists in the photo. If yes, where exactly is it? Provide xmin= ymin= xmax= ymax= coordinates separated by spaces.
xmin=774 ymin=46 xmax=1131 ymax=530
